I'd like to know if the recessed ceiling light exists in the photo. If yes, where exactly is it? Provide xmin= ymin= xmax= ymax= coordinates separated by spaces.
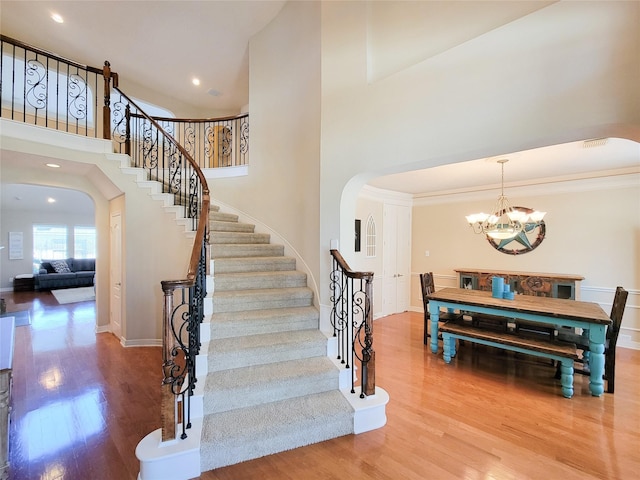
xmin=207 ymin=88 xmax=222 ymax=97
xmin=47 ymin=198 xmax=56 ymax=203
xmin=51 ymin=13 xmax=64 ymax=24
xmin=46 ymin=163 xmax=61 ymax=168
xmin=192 ymin=78 xmax=201 ymax=86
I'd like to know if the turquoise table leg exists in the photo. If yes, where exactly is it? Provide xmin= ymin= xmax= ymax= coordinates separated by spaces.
xmin=429 ymin=305 xmax=440 ymax=354
xmin=588 ymin=326 xmax=607 ymax=396
xmin=588 ymin=342 xmax=605 ymax=396
xmin=443 ymin=334 xmax=453 ymax=363
xmin=559 ymin=359 xmax=574 ymax=398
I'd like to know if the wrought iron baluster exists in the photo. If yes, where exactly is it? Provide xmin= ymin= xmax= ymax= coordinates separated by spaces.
xmin=330 ymin=250 xmax=376 ymax=397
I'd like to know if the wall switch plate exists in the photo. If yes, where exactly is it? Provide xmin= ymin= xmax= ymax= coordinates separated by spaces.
xmin=425 ymin=250 xmax=430 ymax=257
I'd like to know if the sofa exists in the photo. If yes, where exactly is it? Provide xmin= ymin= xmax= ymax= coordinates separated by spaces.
xmin=35 ymin=258 xmax=95 ymax=290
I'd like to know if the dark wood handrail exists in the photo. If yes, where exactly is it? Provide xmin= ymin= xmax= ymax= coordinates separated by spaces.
xmin=114 ymin=86 xmax=210 ymax=287
xmin=129 ymin=112 xmax=248 ymax=124
xmin=112 ymin=87 xmax=207 ymax=186
xmin=0 ymin=34 xmax=103 ymax=74
xmin=161 ymin=190 xmax=209 ymax=288
xmin=111 ymin=87 xmax=212 ymax=442
xmin=330 ymin=249 xmax=373 ymax=280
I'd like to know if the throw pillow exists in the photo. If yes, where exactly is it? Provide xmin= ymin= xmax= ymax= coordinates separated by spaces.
xmin=50 ymin=260 xmax=71 ymax=273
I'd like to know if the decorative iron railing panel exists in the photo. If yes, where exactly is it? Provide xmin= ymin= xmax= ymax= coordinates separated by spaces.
xmin=125 ymin=113 xmax=250 ymax=171
xmin=161 ymin=229 xmax=208 ymax=440
xmin=1 ymin=34 xmax=104 ymax=137
xmin=0 ymin=34 xmax=230 ymax=443
xmin=330 ymin=250 xmax=376 ymax=398
xmin=1 ymin=35 xmax=249 ymax=170
xmin=110 ymin=89 xmax=204 ymax=230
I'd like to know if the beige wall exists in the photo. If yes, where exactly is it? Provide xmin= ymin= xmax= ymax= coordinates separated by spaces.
xmin=320 ymin=1 xmax=640 ymax=320
xmin=355 ymin=174 xmax=639 ymax=348
xmin=208 ymin=1 xmax=322 ymax=300
xmin=410 ymin=177 xmax=640 ymax=348
xmin=1 ymin=121 xmax=193 ymax=344
xmin=0 ymin=207 xmax=94 ymax=288
xmin=351 ymin=193 xmax=385 ymax=319
xmin=0 ymin=161 xmax=111 ymax=329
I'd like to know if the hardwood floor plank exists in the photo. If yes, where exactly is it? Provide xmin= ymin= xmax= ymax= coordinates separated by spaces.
xmin=3 ymin=293 xmax=638 ymax=479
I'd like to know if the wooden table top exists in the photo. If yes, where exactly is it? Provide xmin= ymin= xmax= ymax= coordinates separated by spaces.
xmin=428 ymin=287 xmax=611 ymax=325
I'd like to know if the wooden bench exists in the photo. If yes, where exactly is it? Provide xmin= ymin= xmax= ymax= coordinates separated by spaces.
xmin=439 ymin=321 xmax=579 ymax=398
xmin=464 ymin=312 xmax=557 ymax=338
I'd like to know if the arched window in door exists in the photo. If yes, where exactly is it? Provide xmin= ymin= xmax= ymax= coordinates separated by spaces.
xmin=366 ymin=215 xmax=376 ymax=257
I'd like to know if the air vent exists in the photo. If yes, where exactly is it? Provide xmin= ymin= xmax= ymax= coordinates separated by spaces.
xmin=583 ymin=138 xmax=608 ymax=148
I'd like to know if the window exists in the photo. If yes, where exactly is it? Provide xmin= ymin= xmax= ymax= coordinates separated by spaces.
xmin=366 ymin=215 xmax=376 ymax=257
xmin=74 ymin=226 xmax=96 ymax=258
xmin=33 ymin=225 xmax=67 ymax=260
xmin=32 ymin=224 xmax=96 ymax=262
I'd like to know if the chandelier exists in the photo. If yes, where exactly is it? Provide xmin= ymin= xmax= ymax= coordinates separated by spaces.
xmin=465 ymin=159 xmax=546 ymax=240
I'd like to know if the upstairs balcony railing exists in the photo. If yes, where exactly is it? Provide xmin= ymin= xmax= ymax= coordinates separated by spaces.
xmin=329 ymin=249 xmax=376 ymax=398
xmin=0 ymin=34 xmax=107 ymax=138
xmin=1 ymin=34 xmax=211 ymax=442
xmin=0 ymin=34 xmax=249 ymax=171
xmin=118 ymin=112 xmax=249 ymax=170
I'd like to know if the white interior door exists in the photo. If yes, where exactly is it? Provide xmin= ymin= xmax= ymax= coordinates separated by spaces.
xmin=382 ymin=203 xmax=411 ymax=316
xmin=110 ymin=212 xmax=123 ymax=338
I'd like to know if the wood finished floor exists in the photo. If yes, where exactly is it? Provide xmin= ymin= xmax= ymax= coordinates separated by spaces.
xmin=3 ymin=291 xmax=639 ymax=479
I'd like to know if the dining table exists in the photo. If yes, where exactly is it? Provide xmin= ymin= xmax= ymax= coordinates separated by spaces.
xmin=427 ymin=287 xmax=612 ymax=396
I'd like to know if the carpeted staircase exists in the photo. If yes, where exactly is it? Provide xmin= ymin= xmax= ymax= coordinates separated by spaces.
xmin=199 ymin=205 xmax=354 ymax=471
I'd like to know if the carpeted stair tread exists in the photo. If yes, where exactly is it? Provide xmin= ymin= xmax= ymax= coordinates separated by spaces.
xmin=209 ymin=211 xmax=239 ymax=223
xmin=212 ymin=287 xmax=313 ymax=312
xmin=212 ymin=256 xmax=296 ymax=273
xmin=210 ymin=220 xmax=255 ymax=233
xmin=203 ymin=357 xmax=339 ymax=414
xmin=210 ymin=306 xmax=318 ymax=339
xmin=213 ymin=270 xmax=307 ymax=291
xmin=211 ymin=243 xmax=284 ymax=258
xmin=207 ymin=329 xmax=327 ymax=371
xmin=211 ymin=231 xmax=271 ymax=244
xmin=200 ymin=390 xmax=354 ymax=470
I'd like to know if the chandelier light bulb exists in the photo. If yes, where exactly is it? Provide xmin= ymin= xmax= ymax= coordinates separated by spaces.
xmin=465 ymin=159 xmax=545 ymax=241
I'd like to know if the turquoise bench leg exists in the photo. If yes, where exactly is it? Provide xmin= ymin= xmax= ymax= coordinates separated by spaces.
xmin=442 ymin=333 xmax=454 ymax=363
xmin=559 ymin=359 xmax=574 ymax=398
xmin=440 ymin=333 xmax=575 ymax=398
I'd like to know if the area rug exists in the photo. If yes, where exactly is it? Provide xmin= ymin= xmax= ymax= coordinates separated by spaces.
xmin=51 ymin=287 xmax=96 ymax=305
xmin=0 ymin=310 xmax=31 ymax=327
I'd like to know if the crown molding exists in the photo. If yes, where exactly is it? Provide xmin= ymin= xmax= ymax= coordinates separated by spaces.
xmin=359 ymin=185 xmax=413 ymax=206
xmin=412 ymin=169 xmax=639 ymax=206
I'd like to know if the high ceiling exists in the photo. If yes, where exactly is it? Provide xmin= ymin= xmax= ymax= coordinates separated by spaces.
xmin=0 ymin=1 xmax=286 ymax=114
xmin=1 ymin=1 xmax=638 ymax=201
